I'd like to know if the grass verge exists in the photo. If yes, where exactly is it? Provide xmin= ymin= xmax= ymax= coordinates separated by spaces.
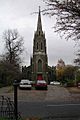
xmin=67 ymin=87 xmax=80 ymax=94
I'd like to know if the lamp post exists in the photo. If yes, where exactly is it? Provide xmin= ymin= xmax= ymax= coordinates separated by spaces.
xmin=13 ymin=80 xmax=19 ymax=120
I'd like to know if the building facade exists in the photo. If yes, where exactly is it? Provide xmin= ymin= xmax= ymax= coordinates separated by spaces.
xmin=31 ymin=7 xmax=48 ymax=82
xmin=22 ymin=7 xmax=54 ymax=83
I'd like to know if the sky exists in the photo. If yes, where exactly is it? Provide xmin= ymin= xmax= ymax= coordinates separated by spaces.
xmin=0 ymin=0 xmax=76 ymax=66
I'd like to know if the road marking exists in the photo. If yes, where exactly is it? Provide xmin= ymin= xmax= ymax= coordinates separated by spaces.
xmin=47 ymin=103 xmax=80 ymax=107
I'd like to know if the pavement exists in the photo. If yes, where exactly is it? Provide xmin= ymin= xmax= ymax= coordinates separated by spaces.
xmin=0 ymin=85 xmax=80 ymax=103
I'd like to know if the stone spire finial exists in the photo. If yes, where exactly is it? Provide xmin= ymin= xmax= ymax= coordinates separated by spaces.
xmin=37 ymin=6 xmax=42 ymax=32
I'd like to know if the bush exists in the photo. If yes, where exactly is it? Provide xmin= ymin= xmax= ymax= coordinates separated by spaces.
xmin=67 ymin=80 xmax=75 ymax=87
xmin=0 ymin=83 xmax=4 ymax=88
xmin=63 ymin=79 xmax=75 ymax=87
xmin=0 ymin=82 xmax=8 ymax=88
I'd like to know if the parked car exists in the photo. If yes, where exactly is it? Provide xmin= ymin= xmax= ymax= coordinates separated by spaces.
xmin=50 ymin=81 xmax=60 ymax=85
xmin=77 ymin=82 xmax=80 ymax=88
xmin=19 ymin=79 xmax=32 ymax=90
xmin=35 ymin=80 xmax=48 ymax=90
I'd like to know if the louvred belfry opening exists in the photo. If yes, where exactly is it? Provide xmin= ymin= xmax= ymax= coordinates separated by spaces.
xmin=37 ymin=74 xmax=43 ymax=80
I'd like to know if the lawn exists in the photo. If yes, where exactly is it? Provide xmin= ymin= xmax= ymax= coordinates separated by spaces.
xmin=67 ymin=87 xmax=80 ymax=94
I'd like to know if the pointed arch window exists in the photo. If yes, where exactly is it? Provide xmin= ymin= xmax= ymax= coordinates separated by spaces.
xmin=37 ymin=42 xmax=38 ymax=49
xmin=41 ymin=42 xmax=43 ymax=50
xmin=39 ymin=31 xmax=40 ymax=35
xmin=38 ymin=59 xmax=42 ymax=72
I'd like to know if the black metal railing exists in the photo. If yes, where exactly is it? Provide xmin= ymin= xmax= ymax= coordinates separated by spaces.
xmin=0 ymin=96 xmax=22 ymax=120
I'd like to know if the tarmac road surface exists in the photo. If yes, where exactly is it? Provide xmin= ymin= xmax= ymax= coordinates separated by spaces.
xmin=18 ymin=101 xmax=80 ymax=120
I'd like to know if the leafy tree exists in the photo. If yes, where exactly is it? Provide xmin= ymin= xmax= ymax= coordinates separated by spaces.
xmin=76 ymin=69 xmax=80 ymax=82
xmin=56 ymin=64 xmax=77 ymax=85
xmin=43 ymin=0 xmax=80 ymax=40
xmin=62 ymin=65 xmax=77 ymax=86
xmin=0 ymin=59 xmax=21 ymax=85
xmin=64 ymin=65 xmax=76 ymax=80
xmin=56 ymin=67 xmax=64 ymax=81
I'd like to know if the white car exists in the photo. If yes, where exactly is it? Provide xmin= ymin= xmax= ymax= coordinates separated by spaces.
xmin=50 ymin=81 xmax=60 ymax=85
xmin=19 ymin=79 xmax=32 ymax=89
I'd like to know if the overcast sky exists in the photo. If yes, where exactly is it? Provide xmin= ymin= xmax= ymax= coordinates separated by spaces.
xmin=0 ymin=0 xmax=76 ymax=66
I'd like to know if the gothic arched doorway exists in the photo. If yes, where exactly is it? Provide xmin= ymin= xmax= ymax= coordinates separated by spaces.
xmin=38 ymin=59 xmax=42 ymax=72
xmin=37 ymin=59 xmax=43 ymax=80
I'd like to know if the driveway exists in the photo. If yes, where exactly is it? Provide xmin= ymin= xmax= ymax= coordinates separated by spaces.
xmin=45 ymin=85 xmax=72 ymax=103
xmin=0 ymin=85 xmax=80 ymax=103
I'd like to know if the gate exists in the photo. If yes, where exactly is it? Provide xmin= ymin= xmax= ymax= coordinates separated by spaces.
xmin=0 ymin=96 xmax=22 ymax=120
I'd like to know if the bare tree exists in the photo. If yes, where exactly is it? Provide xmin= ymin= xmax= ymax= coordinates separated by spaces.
xmin=43 ymin=0 xmax=80 ymax=40
xmin=3 ymin=29 xmax=24 ymax=64
xmin=0 ymin=29 xmax=24 ymax=85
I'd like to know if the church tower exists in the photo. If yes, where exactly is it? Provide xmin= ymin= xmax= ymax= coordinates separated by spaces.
xmin=32 ymin=7 xmax=48 ymax=82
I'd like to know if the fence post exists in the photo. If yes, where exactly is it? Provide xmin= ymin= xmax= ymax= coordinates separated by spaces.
xmin=13 ymin=80 xmax=19 ymax=120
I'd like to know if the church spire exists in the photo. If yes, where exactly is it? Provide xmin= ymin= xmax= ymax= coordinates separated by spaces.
xmin=37 ymin=6 xmax=42 ymax=32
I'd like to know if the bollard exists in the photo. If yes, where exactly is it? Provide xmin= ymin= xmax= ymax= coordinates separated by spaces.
xmin=13 ymin=80 xmax=19 ymax=120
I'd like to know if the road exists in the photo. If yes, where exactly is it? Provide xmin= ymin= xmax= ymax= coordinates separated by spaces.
xmin=18 ymin=101 xmax=80 ymax=120
xmin=0 ymin=85 xmax=80 ymax=119
xmin=17 ymin=85 xmax=80 ymax=120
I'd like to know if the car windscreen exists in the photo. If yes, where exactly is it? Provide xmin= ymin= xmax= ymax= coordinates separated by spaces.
xmin=37 ymin=80 xmax=46 ymax=84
